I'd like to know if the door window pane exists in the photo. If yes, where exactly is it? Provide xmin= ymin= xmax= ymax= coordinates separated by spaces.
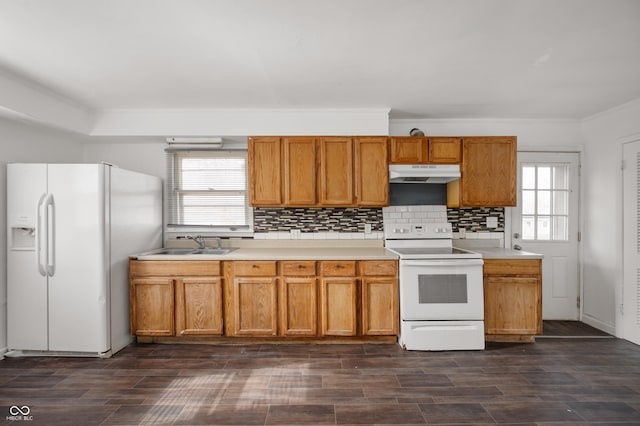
xmin=553 ymin=191 xmax=569 ymax=215
xmin=537 ymin=216 xmax=551 ymax=240
xmin=537 ymin=166 xmax=551 ymax=189
xmin=522 ymin=216 xmax=535 ymax=240
xmin=522 ymin=167 xmax=536 ymax=189
xmin=522 ymin=190 xmax=536 ymax=214
xmin=537 ymin=190 xmax=551 ymax=214
xmin=521 ymin=163 xmax=571 ymax=241
xmin=552 ymin=216 xmax=569 ymax=240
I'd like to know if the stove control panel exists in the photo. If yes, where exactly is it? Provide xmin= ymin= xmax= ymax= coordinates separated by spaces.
xmin=385 ymin=222 xmax=452 ymax=239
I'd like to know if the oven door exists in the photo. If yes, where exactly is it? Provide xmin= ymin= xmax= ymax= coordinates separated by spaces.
xmin=399 ymin=259 xmax=484 ymax=321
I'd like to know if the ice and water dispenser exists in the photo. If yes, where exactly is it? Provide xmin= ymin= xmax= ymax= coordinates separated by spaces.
xmin=10 ymin=226 xmax=36 ymax=251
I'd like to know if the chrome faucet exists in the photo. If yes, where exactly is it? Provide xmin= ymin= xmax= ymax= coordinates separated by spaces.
xmin=186 ymin=235 xmax=206 ymax=249
xmin=211 ymin=238 xmax=222 ymax=249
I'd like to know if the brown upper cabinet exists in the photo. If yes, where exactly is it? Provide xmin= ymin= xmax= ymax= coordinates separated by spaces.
xmin=354 ymin=137 xmax=389 ymax=206
xmin=249 ymin=136 xmax=389 ymax=208
xmin=318 ymin=137 xmax=354 ymax=206
xmin=447 ymin=136 xmax=517 ymax=207
xmin=283 ymin=136 xmax=317 ymax=206
xmin=248 ymin=137 xmax=282 ymax=206
xmin=389 ymin=136 xmax=462 ymax=164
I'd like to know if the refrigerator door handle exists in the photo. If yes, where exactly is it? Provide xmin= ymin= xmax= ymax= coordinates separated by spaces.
xmin=45 ymin=193 xmax=56 ymax=277
xmin=35 ymin=193 xmax=47 ymax=276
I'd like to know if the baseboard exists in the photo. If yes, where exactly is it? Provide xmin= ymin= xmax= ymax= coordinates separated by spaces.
xmin=581 ymin=314 xmax=616 ymax=336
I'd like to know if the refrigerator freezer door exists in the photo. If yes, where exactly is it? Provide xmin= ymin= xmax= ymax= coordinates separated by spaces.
xmin=47 ymin=164 xmax=110 ymax=353
xmin=7 ymin=164 xmax=49 ymax=350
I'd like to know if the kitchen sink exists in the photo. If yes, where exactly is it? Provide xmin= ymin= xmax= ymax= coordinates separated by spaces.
xmin=150 ymin=248 xmax=198 ymax=255
xmin=190 ymin=248 xmax=237 ymax=255
xmin=140 ymin=247 xmax=236 ymax=256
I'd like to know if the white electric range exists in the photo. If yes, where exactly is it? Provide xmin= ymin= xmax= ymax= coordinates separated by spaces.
xmin=384 ymin=207 xmax=485 ymax=351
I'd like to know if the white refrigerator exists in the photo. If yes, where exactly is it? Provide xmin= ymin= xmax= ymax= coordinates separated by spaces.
xmin=6 ymin=163 xmax=162 ymax=357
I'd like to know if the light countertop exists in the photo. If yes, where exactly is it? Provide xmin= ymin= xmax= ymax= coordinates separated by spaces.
xmin=132 ymin=246 xmax=399 ymax=261
xmin=462 ymin=247 xmax=543 ymax=259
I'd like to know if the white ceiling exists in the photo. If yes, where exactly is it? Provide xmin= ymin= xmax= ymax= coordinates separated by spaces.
xmin=1 ymin=0 xmax=639 ymax=120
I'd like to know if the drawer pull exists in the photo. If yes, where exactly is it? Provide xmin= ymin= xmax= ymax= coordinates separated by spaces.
xmin=252 ymin=264 xmax=259 ymax=269
xmin=298 ymin=264 xmax=304 ymax=269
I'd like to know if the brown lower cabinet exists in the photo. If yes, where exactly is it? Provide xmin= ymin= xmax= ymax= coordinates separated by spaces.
xmin=129 ymin=260 xmax=222 ymax=337
xmin=130 ymin=259 xmax=398 ymax=340
xmin=483 ymin=258 xmax=542 ymax=342
xmin=280 ymin=261 xmax=318 ymax=336
xmin=319 ymin=261 xmax=358 ymax=336
xmin=226 ymin=261 xmax=278 ymax=336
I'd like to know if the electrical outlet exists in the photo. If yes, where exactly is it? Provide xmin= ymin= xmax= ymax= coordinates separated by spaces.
xmin=486 ymin=217 xmax=498 ymax=228
xmin=290 ymin=229 xmax=301 ymax=239
xmin=364 ymin=223 xmax=372 ymax=234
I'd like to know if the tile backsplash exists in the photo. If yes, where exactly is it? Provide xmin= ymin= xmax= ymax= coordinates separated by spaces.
xmin=254 ymin=207 xmax=383 ymax=239
xmin=253 ymin=206 xmax=504 ymax=239
xmin=447 ymin=207 xmax=505 ymax=232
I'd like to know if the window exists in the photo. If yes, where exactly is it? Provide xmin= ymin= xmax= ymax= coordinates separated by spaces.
xmin=521 ymin=163 xmax=570 ymax=241
xmin=166 ymin=150 xmax=253 ymax=236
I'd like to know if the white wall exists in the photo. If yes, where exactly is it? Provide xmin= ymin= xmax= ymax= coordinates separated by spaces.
xmin=580 ymin=98 xmax=640 ymax=336
xmin=82 ymin=141 xmax=167 ymax=179
xmin=390 ymin=118 xmax=583 ymax=149
xmin=0 ymin=117 xmax=86 ymax=354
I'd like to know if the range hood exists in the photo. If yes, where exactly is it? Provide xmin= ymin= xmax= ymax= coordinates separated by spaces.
xmin=389 ymin=164 xmax=461 ymax=184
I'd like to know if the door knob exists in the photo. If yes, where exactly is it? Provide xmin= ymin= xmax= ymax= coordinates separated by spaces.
xmin=513 ymin=244 xmax=522 ymax=250
xmin=513 ymin=232 xmax=520 ymax=239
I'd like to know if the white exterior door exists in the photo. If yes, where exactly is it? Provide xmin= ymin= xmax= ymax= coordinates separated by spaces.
xmin=511 ymin=152 xmax=580 ymax=320
xmin=623 ymin=140 xmax=640 ymax=345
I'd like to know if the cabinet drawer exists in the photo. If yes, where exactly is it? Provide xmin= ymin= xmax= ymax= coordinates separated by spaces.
xmin=483 ymin=259 xmax=541 ymax=276
xmin=233 ymin=261 xmax=277 ymax=276
xmin=281 ymin=261 xmax=316 ymax=276
xmin=359 ymin=260 xmax=397 ymax=276
xmin=130 ymin=260 xmax=220 ymax=277
xmin=319 ymin=261 xmax=356 ymax=276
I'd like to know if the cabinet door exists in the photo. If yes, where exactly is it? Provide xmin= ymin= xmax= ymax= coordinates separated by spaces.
xmin=460 ymin=137 xmax=517 ymax=206
xmin=361 ymin=277 xmax=399 ymax=336
xmin=319 ymin=277 xmax=357 ymax=336
xmin=175 ymin=277 xmax=223 ymax=336
xmin=283 ymin=137 xmax=317 ymax=206
xmin=232 ymin=276 xmax=278 ymax=336
xmin=355 ymin=137 xmax=389 ymax=207
xmin=280 ymin=277 xmax=318 ymax=336
xmin=389 ymin=137 xmax=426 ymax=163
xmin=130 ymin=278 xmax=174 ymax=336
xmin=428 ymin=137 xmax=462 ymax=164
xmin=248 ymin=137 xmax=282 ymax=206
xmin=318 ymin=137 xmax=354 ymax=206
xmin=484 ymin=276 xmax=541 ymax=335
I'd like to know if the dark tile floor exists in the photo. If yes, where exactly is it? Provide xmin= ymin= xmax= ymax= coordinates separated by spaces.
xmin=1 ymin=337 xmax=640 ymax=425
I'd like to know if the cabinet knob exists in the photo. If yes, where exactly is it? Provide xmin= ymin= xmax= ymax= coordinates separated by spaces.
xmin=252 ymin=264 xmax=259 ymax=268
xmin=298 ymin=264 xmax=304 ymax=269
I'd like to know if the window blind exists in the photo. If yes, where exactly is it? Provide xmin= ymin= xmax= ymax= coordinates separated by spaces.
xmin=166 ymin=150 xmax=252 ymax=231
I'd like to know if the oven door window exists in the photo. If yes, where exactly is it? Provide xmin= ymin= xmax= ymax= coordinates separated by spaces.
xmin=400 ymin=260 xmax=484 ymax=321
xmin=418 ymin=274 xmax=467 ymax=304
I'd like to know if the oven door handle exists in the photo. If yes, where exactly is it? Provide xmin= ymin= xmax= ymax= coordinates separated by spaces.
xmin=401 ymin=259 xmax=484 ymax=267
